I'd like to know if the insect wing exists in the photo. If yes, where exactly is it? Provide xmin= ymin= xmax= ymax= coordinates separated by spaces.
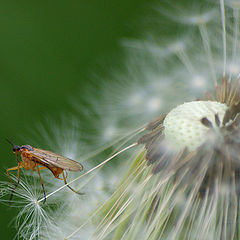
xmin=28 ymin=148 xmax=83 ymax=171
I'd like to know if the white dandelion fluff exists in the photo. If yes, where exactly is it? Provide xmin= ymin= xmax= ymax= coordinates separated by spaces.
xmin=2 ymin=0 xmax=240 ymax=239
xmin=91 ymin=1 xmax=240 ymax=240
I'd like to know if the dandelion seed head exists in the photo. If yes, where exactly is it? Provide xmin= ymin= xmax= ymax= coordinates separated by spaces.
xmin=163 ymin=101 xmax=227 ymax=151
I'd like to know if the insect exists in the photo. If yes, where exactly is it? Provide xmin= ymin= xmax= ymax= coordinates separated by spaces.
xmin=6 ymin=139 xmax=83 ymax=203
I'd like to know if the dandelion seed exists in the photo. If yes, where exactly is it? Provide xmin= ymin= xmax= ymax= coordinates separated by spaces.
xmin=92 ymin=0 xmax=240 ymax=235
xmin=2 ymin=0 xmax=240 ymax=239
xmin=0 ymin=175 xmax=54 ymax=240
xmin=95 ymin=78 xmax=240 ymax=240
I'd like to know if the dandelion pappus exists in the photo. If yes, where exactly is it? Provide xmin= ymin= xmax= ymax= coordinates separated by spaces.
xmin=6 ymin=139 xmax=83 ymax=203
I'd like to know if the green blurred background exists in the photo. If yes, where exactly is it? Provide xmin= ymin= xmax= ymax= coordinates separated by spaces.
xmin=0 ymin=0 xmax=155 ymax=238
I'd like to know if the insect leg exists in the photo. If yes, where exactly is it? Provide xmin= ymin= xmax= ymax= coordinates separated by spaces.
xmin=7 ymin=162 xmax=24 ymax=204
xmin=38 ymin=166 xmax=48 ymax=171
xmin=57 ymin=171 xmax=68 ymax=180
xmin=36 ymin=163 xmax=47 ymax=204
xmin=6 ymin=164 xmax=23 ymax=184
xmin=32 ymin=165 xmax=48 ymax=171
xmin=62 ymin=171 xmax=83 ymax=195
xmin=7 ymin=151 xmax=23 ymax=184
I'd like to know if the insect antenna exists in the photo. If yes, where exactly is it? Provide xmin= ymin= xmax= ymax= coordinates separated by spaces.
xmin=5 ymin=138 xmax=15 ymax=147
xmin=5 ymin=138 xmax=21 ymax=156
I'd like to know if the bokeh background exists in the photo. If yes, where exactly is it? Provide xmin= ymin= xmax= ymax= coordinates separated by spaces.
xmin=0 ymin=0 xmax=155 ymax=238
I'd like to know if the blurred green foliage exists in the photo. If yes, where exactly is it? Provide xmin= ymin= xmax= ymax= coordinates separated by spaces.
xmin=0 ymin=0 xmax=154 ymax=238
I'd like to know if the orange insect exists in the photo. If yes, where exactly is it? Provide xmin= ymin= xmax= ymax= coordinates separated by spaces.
xmin=6 ymin=139 xmax=83 ymax=203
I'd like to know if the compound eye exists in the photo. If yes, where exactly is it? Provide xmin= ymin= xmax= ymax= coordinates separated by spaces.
xmin=13 ymin=146 xmax=20 ymax=152
xmin=21 ymin=145 xmax=34 ymax=151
